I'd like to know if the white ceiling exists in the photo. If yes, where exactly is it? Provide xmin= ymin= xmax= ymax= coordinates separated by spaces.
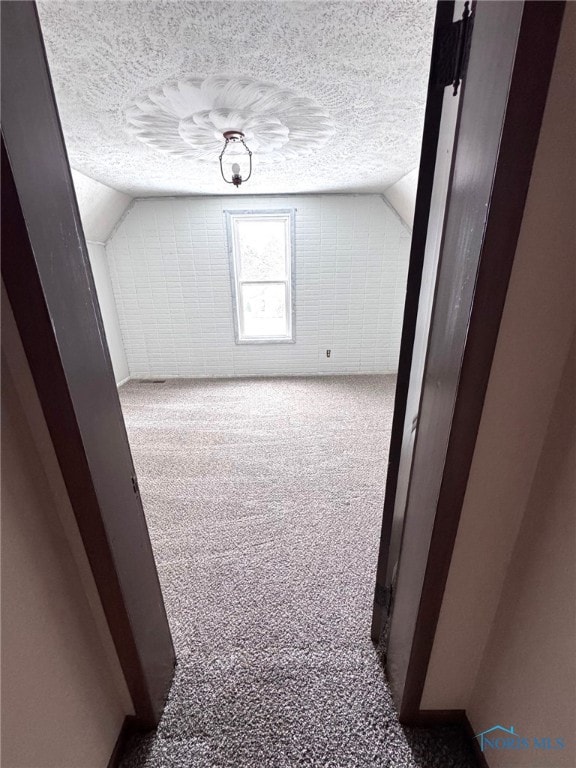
xmin=38 ymin=1 xmax=435 ymax=197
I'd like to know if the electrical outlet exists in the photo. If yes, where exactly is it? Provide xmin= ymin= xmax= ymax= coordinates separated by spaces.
xmin=326 ymin=349 xmax=331 ymax=358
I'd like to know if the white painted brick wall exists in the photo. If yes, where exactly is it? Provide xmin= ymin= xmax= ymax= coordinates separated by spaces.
xmin=106 ymin=195 xmax=410 ymax=378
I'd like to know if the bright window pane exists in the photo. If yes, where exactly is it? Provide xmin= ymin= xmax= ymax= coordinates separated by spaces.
xmin=241 ymin=283 xmax=287 ymax=338
xmin=236 ymin=219 xmax=287 ymax=280
xmin=227 ymin=210 xmax=294 ymax=343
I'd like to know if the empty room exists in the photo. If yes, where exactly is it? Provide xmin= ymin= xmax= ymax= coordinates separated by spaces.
xmin=35 ymin=0 xmax=434 ymax=763
xmin=43 ymin=0 xmax=421 ymax=757
xmin=3 ymin=1 xmax=574 ymax=767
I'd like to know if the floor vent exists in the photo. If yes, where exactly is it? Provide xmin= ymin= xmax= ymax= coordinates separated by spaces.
xmin=140 ymin=379 xmax=167 ymax=384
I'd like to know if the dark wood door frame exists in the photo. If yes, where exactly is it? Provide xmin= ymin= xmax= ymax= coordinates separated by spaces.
xmin=378 ymin=0 xmax=565 ymax=725
xmin=1 ymin=1 xmax=175 ymax=727
xmin=370 ymin=0 xmax=457 ymax=642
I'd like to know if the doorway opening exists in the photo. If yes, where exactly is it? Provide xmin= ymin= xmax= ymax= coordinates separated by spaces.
xmin=12 ymin=0 xmax=478 ymax=765
xmin=4 ymin=0 xmax=569 ymax=765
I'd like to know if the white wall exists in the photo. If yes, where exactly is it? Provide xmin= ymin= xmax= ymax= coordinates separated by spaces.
xmin=1 ymin=290 xmax=132 ymax=768
xmin=87 ymin=242 xmax=130 ymax=385
xmin=106 ymin=195 xmax=411 ymax=379
xmin=71 ymin=169 xmax=131 ymax=385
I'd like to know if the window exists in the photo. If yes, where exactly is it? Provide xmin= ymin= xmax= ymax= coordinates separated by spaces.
xmin=226 ymin=209 xmax=295 ymax=343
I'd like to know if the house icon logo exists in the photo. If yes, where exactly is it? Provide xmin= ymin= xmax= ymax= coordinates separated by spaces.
xmin=475 ymin=725 xmax=517 ymax=752
xmin=475 ymin=724 xmax=566 ymax=752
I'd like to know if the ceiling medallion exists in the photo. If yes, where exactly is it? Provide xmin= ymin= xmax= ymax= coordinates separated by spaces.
xmin=125 ymin=75 xmax=335 ymax=183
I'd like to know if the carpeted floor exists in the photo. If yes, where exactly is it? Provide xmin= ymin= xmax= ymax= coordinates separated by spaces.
xmin=118 ymin=375 xmax=477 ymax=768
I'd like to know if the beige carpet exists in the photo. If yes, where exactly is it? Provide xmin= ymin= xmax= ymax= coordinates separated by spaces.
xmin=118 ymin=375 xmax=476 ymax=767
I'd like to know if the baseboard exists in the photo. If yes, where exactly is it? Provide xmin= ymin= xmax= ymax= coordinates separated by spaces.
xmin=462 ymin=713 xmax=490 ymax=768
xmin=128 ymin=371 xmax=397 ymax=381
xmin=116 ymin=376 xmax=131 ymax=388
xmin=400 ymin=709 xmax=489 ymax=768
xmin=401 ymin=708 xmax=467 ymax=727
xmin=107 ymin=716 xmax=139 ymax=768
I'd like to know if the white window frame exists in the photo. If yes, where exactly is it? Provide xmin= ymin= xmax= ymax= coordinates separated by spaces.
xmin=225 ymin=209 xmax=296 ymax=344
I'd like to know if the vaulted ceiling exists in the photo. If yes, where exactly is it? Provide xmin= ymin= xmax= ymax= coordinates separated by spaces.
xmin=37 ymin=1 xmax=435 ymax=197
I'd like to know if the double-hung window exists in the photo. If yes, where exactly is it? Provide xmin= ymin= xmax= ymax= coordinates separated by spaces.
xmin=226 ymin=209 xmax=295 ymax=343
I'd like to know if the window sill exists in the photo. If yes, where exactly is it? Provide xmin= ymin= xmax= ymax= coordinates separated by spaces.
xmin=235 ymin=337 xmax=296 ymax=345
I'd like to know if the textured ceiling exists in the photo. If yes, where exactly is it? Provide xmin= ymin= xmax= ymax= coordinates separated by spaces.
xmin=37 ymin=1 xmax=435 ymax=197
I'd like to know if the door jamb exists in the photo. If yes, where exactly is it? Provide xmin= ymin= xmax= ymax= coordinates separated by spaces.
xmin=370 ymin=0 xmax=456 ymax=642
xmin=382 ymin=0 xmax=565 ymax=724
xmin=1 ymin=1 xmax=175 ymax=727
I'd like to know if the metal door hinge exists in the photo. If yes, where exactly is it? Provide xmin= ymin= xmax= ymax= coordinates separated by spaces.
xmin=131 ymin=475 xmax=140 ymax=496
xmin=432 ymin=1 xmax=474 ymax=96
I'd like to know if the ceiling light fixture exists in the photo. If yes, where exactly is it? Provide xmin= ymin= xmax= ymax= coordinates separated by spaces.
xmin=219 ymin=130 xmax=252 ymax=188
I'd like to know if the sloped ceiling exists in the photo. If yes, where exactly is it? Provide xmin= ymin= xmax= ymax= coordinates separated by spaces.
xmin=38 ymin=1 xmax=435 ymax=197
xmin=72 ymin=170 xmax=132 ymax=242
xmin=383 ymin=168 xmax=419 ymax=230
